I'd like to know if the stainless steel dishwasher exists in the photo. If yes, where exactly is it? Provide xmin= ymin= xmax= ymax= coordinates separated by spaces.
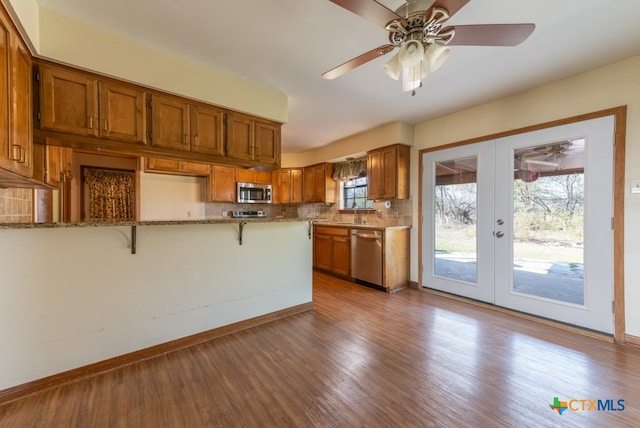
xmin=351 ymin=229 xmax=383 ymax=286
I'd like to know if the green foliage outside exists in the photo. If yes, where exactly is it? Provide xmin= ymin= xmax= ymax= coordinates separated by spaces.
xmin=434 ymin=173 xmax=584 ymax=264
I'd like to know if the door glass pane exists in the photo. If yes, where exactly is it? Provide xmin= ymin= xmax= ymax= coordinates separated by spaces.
xmin=434 ymin=156 xmax=478 ymax=283
xmin=512 ymin=139 xmax=585 ymax=305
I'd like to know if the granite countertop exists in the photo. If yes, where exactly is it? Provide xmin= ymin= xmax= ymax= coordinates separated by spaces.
xmin=0 ymin=217 xmax=329 ymax=230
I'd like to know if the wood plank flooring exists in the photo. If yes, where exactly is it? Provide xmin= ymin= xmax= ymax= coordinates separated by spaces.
xmin=1 ymin=271 xmax=640 ymax=427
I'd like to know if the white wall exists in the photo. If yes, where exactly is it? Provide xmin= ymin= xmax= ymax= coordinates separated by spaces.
xmin=0 ymin=222 xmax=312 ymax=390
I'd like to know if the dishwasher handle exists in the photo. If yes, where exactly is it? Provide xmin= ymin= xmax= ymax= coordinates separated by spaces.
xmin=352 ymin=231 xmax=382 ymax=240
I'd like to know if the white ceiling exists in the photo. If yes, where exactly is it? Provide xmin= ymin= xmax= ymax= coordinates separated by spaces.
xmin=33 ymin=0 xmax=640 ymax=154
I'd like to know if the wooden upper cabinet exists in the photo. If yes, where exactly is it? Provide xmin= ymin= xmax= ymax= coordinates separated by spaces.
xmin=98 ymin=81 xmax=146 ymax=144
xmin=273 ymin=168 xmax=303 ymax=204
xmin=290 ymin=168 xmax=303 ymax=203
xmin=150 ymin=95 xmax=224 ymax=157
xmin=150 ymin=94 xmax=190 ymax=151
xmin=367 ymin=144 xmax=410 ymax=200
xmin=33 ymin=143 xmax=72 ymax=188
xmin=191 ymin=103 xmax=224 ymax=157
xmin=39 ymin=64 xmax=147 ymax=145
xmin=0 ymin=13 xmax=12 ymax=173
xmin=33 ymin=62 xmax=280 ymax=170
xmin=254 ymin=120 xmax=279 ymax=165
xmin=40 ymin=65 xmax=99 ymax=137
xmin=303 ymin=163 xmax=336 ymax=203
xmin=226 ymin=112 xmax=281 ymax=167
xmin=144 ymin=157 xmax=209 ymax=177
xmin=11 ymin=35 xmax=32 ymax=177
xmin=208 ymin=164 xmax=236 ymax=202
xmin=0 ymin=10 xmax=33 ymax=179
xmin=226 ymin=113 xmax=253 ymax=162
xmin=236 ymin=168 xmax=271 ymax=184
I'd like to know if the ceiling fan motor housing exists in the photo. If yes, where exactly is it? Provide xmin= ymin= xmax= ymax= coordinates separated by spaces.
xmin=386 ymin=2 xmax=453 ymax=49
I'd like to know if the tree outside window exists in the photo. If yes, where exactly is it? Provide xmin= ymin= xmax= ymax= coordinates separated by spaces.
xmin=343 ymin=177 xmax=373 ymax=209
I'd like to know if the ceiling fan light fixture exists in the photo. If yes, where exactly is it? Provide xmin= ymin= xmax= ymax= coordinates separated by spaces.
xmin=382 ymin=53 xmax=402 ymax=80
xmin=424 ymin=43 xmax=450 ymax=72
xmin=401 ymin=60 xmax=427 ymax=92
xmin=397 ymin=39 xmax=425 ymax=67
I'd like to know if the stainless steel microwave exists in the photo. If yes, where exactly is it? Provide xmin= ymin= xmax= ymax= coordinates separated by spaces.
xmin=237 ymin=182 xmax=272 ymax=204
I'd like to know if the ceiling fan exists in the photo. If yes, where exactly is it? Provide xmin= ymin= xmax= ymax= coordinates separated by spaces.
xmin=517 ymin=142 xmax=573 ymax=168
xmin=322 ymin=0 xmax=535 ymax=95
xmin=514 ymin=142 xmax=574 ymax=181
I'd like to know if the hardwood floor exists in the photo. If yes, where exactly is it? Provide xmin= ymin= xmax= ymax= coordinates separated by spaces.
xmin=2 ymin=271 xmax=640 ymax=427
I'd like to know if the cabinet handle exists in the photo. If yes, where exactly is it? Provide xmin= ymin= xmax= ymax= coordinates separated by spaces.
xmin=184 ymin=134 xmax=188 ymax=146
xmin=17 ymin=145 xmax=26 ymax=163
xmin=11 ymin=144 xmax=20 ymax=161
xmin=194 ymin=135 xmax=199 ymax=147
xmin=10 ymin=145 xmax=25 ymax=163
xmin=104 ymin=119 xmax=108 ymax=131
xmin=88 ymin=116 xmax=93 ymax=129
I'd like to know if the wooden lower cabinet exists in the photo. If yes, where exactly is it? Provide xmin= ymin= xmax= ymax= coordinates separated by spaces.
xmin=313 ymin=226 xmax=350 ymax=277
xmin=314 ymin=224 xmax=410 ymax=292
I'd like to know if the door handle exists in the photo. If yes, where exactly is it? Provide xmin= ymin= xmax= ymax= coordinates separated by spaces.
xmin=495 ymin=231 xmax=504 ymax=238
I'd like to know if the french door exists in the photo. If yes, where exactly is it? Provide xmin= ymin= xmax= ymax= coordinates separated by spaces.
xmin=421 ymin=116 xmax=614 ymax=333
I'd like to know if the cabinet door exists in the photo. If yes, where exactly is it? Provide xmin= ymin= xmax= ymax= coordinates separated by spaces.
xmin=40 ymin=66 xmax=99 ymax=137
xmin=312 ymin=165 xmax=325 ymax=202
xmin=151 ymin=94 xmax=190 ymax=151
xmin=191 ymin=103 xmax=224 ymax=156
xmin=303 ymin=166 xmax=315 ymax=202
xmin=332 ymin=236 xmax=351 ymax=276
xmin=380 ymin=147 xmax=398 ymax=200
xmin=367 ymin=150 xmax=384 ymax=200
xmin=145 ymin=157 xmax=182 ymax=173
xmin=235 ymin=169 xmax=253 ymax=183
xmin=99 ymin=81 xmax=146 ymax=145
xmin=254 ymin=120 xmax=279 ymax=165
xmin=314 ymin=233 xmax=333 ymax=271
xmin=8 ymin=33 xmax=31 ymax=177
xmin=0 ymin=13 xmax=11 ymax=172
xmin=181 ymin=161 xmax=210 ymax=176
xmin=33 ymin=143 xmax=72 ymax=187
xmin=274 ymin=169 xmax=291 ymax=203
xmin=226 ymin=113 xmax=253 ymax=161
xmin=209 ymin=165 xmax=236 ymax=202
xmin=290 ymin=168 xmax=303 ymax=203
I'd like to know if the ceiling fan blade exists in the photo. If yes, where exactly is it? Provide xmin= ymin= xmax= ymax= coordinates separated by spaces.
xmin=328 ymin=0 xmax=402 ymax=28
xmin=444 ymin=23 xmax=535 ymax=46
xmin=432 ymin=0 xmax=471 ymax=18
xmin=322 ymin=44 xmax=394 ymax=80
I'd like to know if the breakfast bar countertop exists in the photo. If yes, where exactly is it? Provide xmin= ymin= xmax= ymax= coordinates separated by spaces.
xmin=0 ymin=217 xmax=330 ymax=230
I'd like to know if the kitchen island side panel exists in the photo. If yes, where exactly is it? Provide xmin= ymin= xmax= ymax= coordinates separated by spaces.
xmin=0 ymin=222 xmax=312 ymax=391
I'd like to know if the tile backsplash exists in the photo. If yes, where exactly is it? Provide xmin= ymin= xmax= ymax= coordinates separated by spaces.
xmin=204 ymin=198 xmax=413 ymax=227
xmin=0 ymin=188 xmax=33 ymax=223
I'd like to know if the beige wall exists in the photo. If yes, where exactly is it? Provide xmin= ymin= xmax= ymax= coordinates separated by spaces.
xmin=5 ymin=1 xmax=287 ymax=124
xmin=282 ymin=121 xmax=414 ymax=167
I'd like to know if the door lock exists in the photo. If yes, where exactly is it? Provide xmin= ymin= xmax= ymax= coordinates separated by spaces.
xmin=495 ymin=231 xmax=504 ymax=238
xmin=496 ymin=219 xmax=504 ymax=225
